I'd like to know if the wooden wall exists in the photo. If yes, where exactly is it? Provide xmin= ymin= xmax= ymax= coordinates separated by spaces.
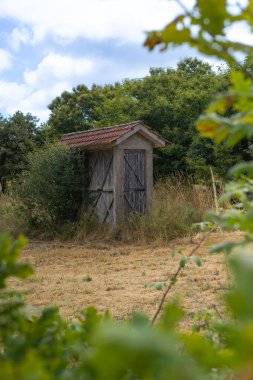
xmin=88 ymin=133 xmax=154 ymax=224
xmin=89 ymin=149 xmax=114 ymax=223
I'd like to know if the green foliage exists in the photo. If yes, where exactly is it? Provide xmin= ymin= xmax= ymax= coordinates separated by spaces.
xmin=2 ymin=229 xmax=253 ymax=379
xmin=143 ymin=0 xmax=253 ymax=374
xmin=4 ymin=2 xmax=253 ymax=379
xmin=47 ymin=58 xmax=248 ymax=181
xmin=14 ymin=144 xmax=88 ymax=234
xmin=144 ymin=0 xmax=253 ymax=252
xmin=0 ymin=111 xmax=40 ymax=194
xmin=48 ymin=84 xmax=110 ymax=135
xmin=144 ymin=0 xmax=252 ymax=64
xmin=0 ymin=234 xmax=32 ymax=288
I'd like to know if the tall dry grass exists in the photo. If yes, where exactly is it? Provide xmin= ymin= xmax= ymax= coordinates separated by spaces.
xmin=76 ymin=178 xmax=214 ymax=244
xmin=0 ymin=195 xmax=27 ymax=236
xmin=119 ymin=178 xmax=214 ymax=243
xmin=0 ymin=179 xmax=215 ymax=243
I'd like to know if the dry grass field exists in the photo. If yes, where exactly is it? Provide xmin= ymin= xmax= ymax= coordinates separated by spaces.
xmin=8 ymin=232 xmax=242 ymax=328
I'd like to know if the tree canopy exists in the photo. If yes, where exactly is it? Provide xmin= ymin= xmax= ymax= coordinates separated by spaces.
xmin=0 ymin=111 xmax=39 ymax=193
xmin=47 ymin=58 xmax=250 ymax=181
xmin=1 ymin=58 xmax=252 ymax=187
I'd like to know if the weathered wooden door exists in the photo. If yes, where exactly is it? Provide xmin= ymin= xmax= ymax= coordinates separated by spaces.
xmin=89 ymin=150 xmax=114 ymax=223
xmin=124 ymin=150 xmax=146 ymax=215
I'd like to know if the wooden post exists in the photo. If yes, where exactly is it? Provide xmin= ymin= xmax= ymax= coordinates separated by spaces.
xmin=210 ymin=166 xmax=218 ymax=212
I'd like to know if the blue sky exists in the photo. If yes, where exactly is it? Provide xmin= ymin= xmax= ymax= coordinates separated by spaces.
xmin=0 ymin=0 xmax=249 ymax=122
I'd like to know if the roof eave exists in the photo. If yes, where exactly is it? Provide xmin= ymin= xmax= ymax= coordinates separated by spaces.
xmin=63 ymin=142 xmax=116 ymax=150
xmin=82 ymin=143 xmax=116 ymax=150
xmin=115 ymin=124 xmax=168 ymax=148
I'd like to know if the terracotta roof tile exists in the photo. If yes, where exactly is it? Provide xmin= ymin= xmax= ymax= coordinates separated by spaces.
xmin=60 ymin=121 xmax=143 ymax=148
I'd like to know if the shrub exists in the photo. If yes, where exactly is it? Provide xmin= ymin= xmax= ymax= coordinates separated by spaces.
xmin=15 ymin=144 xmax=89 ymax=235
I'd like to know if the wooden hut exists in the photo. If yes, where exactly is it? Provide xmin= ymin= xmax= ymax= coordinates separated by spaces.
xmin=61 ymin=121 xmax=167 ymax=224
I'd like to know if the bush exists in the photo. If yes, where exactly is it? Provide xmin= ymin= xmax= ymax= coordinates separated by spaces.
xmin=15 ymin=144 xmax=88 ymax=235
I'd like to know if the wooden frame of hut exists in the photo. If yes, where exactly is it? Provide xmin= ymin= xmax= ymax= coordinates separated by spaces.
xmin=61 ymin=121 xmax=167 ymax=224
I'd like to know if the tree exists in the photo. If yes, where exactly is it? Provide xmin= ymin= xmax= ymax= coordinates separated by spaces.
xmin=144 ymin=0 xmax=253 ymax=241
xmin=0 ymin=111 xmax=39 ymax=194
xmin=133 ymin=59 xmax=229 ymax=178
xmin=48 ymin=58 xmax=241 ymax=180
xmin=48 ymin=84 xmax=108 ymax=136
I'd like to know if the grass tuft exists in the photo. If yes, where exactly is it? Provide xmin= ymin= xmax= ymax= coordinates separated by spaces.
xmin=75 ymin=177 xmax=214 ymax=244
xmin=0 ymin=178 xmax=214 ymax=243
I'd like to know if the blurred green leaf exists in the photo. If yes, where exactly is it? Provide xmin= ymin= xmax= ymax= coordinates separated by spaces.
xmin=155 ymin=283 xmax=163 ymax=290
xmin=179 ymin=257 xmax=188 ymax=268
xmin=191 ymin=256 xmax=202 ymax=266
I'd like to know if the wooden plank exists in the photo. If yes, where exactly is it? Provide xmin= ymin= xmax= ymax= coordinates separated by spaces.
xmin=88 ymin=150 xmax=114 ymax=223
xmin=124 ymin=150 xmax=146 ymax=215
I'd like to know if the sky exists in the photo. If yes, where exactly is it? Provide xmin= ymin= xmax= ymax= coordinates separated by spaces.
xmin=0 ymin=0 xmax=250 ymax=122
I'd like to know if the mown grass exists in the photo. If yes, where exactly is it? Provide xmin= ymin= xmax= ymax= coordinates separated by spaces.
xmin=8 ymin=232 xmax=237 ymax=328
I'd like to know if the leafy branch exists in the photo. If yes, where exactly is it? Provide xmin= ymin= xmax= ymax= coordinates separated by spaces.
xmin=151 ymin=232 xmax=208 ymax=325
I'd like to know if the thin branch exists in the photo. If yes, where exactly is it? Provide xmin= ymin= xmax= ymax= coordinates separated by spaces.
xmin=174 ymin=0 xmax=241 ymax=66
xmin=151 ymin=233 xmax=208 ymax=326
xmin=174 ymin=0 xmax=192 ymax=17
xmin=211 ymin=303 xmax=223 ymax=319
xmin=210 ymin=166 xmax=219 ymax=212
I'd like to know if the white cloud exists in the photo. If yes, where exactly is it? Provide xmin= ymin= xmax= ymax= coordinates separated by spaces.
xmin=9 ymin=26 xmax=32 ymax=50
xmin=15 ymin=84 xmax=70 ymax=121
xmin=0 ymin=0 xmax=248 ymax=47
xmin=226 ymin=21 xmax=253 ymax=45
xmin=0 ymin=49 xmax=12 ymax=71
xmin=0 ymin=81 xmax=27 ymax=110
xmin=0 ymin=0 xmax=192 ymax=45
xmin=24 ymin=53 xmax=96 ymax=87
xmin=0 ymin=53 xmax=97 ymax=121
xmin=0 ymin=49 xmax=157 ymax=121
xmin=0 ymin=79 xmax=70 ymax=121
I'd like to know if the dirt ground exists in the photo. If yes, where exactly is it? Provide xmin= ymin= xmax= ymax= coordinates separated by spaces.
xmin=8 ymin=232 xmax=242 ymax=328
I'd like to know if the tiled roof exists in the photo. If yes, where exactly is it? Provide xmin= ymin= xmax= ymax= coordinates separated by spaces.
xmin=60 ymin=121 xmax=145 ymax=148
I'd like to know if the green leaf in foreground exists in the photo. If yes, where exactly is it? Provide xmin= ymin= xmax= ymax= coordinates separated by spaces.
xmin=179 ymin=257 xmax=188 ymax=268
xmin=209 ymin=241 xmax=242 ymax=254
xmin=144 ymin=281 xmax=154 ymax=288
xmin=191 ymin=256 xmax=202 ymax=267
xmin=155 ymin=283 xmax=163 ymax=290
